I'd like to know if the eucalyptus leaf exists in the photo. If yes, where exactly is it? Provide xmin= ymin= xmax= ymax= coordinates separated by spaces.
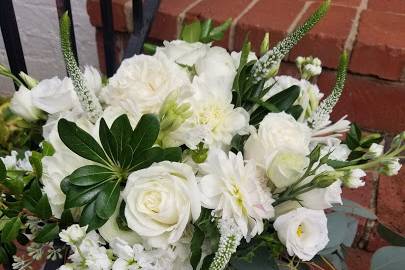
xmin=66 ymin=165 xmax=114 ymax=186
xmin=58 ymin=118 xmax=109 ymax=165
xmin=377 ymin=223 xmax=405 ymax=247
xmin=95 ymin=180 xmax=121 ymax=220
xmin=332 ymin=199 xmax=377 ymax=220
xmin=34 ymin=223 xmax=59 ymax=243
xmin=371 ymin=246 xmax=405 ymax=270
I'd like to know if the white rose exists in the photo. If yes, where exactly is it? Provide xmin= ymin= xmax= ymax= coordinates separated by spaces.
xmin=195 ymin=47 xmax=236 ymax=91
xmin=157 ymin=40 xmax=211 ymax=66
xmin=199 ymin=149 xmax=274 ymax=239
xmin=10 ymin=85 xmax=42 ymax=121
xmin=59 ymin=224 xmax=87 ymax=244
xmin=244 ymin=112 xmax=311 ymax=169
xmin=267 ymin=149 xmax=309 ymax=188
xmin=123 ymin=161 xmax=201 ymax=248
xmin=342 ymin=169 xmax=366 ymax=189
xmin=102 ymin=53 xmax=190 ymax=114
xmin=31 ymin=77 xmax=79 ymax=114
xmin=274 ymin=207 xmax=329 ymax=261
xmin=99 ymin=199 xmax=142 ymax=246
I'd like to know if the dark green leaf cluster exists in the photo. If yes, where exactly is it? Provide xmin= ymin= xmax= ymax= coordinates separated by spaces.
xmin=181 ymin=18 xmax=232 ymax=43
xmin=58 ymin=114 xmax=182 ymax=231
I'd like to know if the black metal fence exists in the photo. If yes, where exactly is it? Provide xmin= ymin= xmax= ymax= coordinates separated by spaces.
xmin=0 ymin=0 xmax=160 ymax=90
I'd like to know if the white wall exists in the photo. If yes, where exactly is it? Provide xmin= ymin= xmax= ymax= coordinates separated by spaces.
xmin=0 ymin=0 xmax=98 ymax=96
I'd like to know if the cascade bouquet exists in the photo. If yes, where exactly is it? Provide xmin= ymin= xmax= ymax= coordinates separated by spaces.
xmin=0 ymin=1 xmax=404 ymax=269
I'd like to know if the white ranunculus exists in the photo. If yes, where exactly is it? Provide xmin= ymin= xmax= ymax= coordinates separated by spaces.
xmin=123 ymin=161 xmax=201 ymax=248
xmin=244 ymin=112 xmax=311 ymax=170
xmin=10 ymin=85 xmax=42 ymax=121
xmin=343 ymin=169 xmax=366 ymax=189
xmin=195 ymin=47 xmax=236 ymax=91
xmin=274 ymin=207 xmax=329 ymax=261
xmin=101 ymin=53 xmax=190 ymax=114
xmin=199 ymin=149 xmax=275 ymax=239
xmin=263 ymin=76 xmax=324 ymax=121
xmin=266 ymin=149 xmax=309 ymax=188
xmin=84 ymin=65 xmax=103 ymax=97
xmin=298 ymin=179 xmax=343 ymax=210
xmin=31 ymin=77 xmax=79 ymax=114
xmin=180 ymin=75 xmax=249 ymax=149
xmin=157 ymin=40 xmax=211 ymax=67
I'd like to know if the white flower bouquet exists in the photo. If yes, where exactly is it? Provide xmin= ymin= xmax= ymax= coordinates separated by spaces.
xmin=0 ymin=1 xmax=404 ymax=269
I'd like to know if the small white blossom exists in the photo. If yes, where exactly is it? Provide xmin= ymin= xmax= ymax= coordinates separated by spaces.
xmin=343 ymin=169 xmax=366 ymax=189
xmin=380 ymin=158 xmax=402 ymax=176
xmin=59 ymin=224 xmax=88 ymax=245
xmin=364 ymin=143 xmax=384 ymax=159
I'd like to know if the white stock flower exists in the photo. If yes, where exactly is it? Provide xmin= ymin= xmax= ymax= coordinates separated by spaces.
xmin=364 ymin=143 xmax=384 ymax=159
xmin=199 ymin=149 xmax=274 ymax=239
xmin=10 ymin=85 xmax=42 ymax=121
xmin=59 ymin=224 xmax=88 ymax=244
xmin=0 ymin=150 xmax=32 ymax=171
xmin=84 ymin=65 xmax=103 ymax=97
xmin=380 ymin=158 xmax=402 ymax=176
xmin=157 ymin=40 xmax=211 ymax=67
xmin=298 ymin=178 xmax=342 ymax=210
xmin=123 ymin=161 xmax=201 ymax=248
xmin=343 ymin=169 xmax=366 ymax=189
xmin=0 ymin=151 xmax=17 ymax=169
xmin=31 ymin=77 xmax=79 ymax=114
xmin=274 ymin=207 xmax=329 ymax=261
xmin=195 ymin=47 xmax=236 ymax=91
xmin=102 ymin=53 xmax=190 ymax=114
xmin=266 ymin=149 xmax=309 ymax=188
xmin=183 ymin=75 xmax=249 ymax=148
xmin=263 ymin=76 xmax=324 ymax=121
xmin=244 ymin=112 xmax=311 ymax=170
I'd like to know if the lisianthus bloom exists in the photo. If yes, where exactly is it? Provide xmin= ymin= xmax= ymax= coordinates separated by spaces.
xmin=274 ymin=207 xmax=329 ymax=261
xmin=199 ymin=149 xmax=274 ymax=239
xmin=10 ymin=85 xmax=43 ymax=121
xmin=123 ymin=161 xmax=201 ymax=248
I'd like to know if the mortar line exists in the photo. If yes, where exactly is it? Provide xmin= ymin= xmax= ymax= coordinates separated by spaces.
xmin=344 ymin=0 xmax=369 ymax=54
xmin=287 ymin=1 xmax=313 ymax=33
xmin=228 ymin=0 xmax=261 ymax=51
xmin=176 ymin=0 xmax=206 ymax=38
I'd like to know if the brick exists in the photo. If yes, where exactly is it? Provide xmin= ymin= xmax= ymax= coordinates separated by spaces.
xmin=317 ymin=71 xmax=405 ymax=134
xmin=345 ymin=247 xmax=372 ymax=270
xmin=288 ymin=3 xmax=357 ymax=69
xmin=233 ymin=0 xmax=305 ymax=53
xmin=87 ymin=0 xmax=130 ymax=32
xmin=377 ymin=167 xmax=405 ymax=234
xmin=368 ymin=0 xmax=405 ymax=14
xmin=149 ymin=0 xmax=197 ymax=41
xmin=186 ymin=0 xmax=252 ymax=48
xmin=300 ymin=0 xmax=362 ymax=8
xmin=350 ymin=11 xmax=405 ymax=81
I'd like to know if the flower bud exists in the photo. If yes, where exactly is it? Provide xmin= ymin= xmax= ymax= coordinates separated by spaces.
xmin=379 ymin=158 xmax=402 ymax=176
xmin=10 ymin=85 xmax=43 ymax=122
xmin=19 ymin=71 xmax=38 ymax=89
xmin=342 ymin=169 xmax=366 ymax=189
xmin=364 ymin=143 xmax=384 ymax=160
xmin=313 ymin=171 xmax=344 ymax=188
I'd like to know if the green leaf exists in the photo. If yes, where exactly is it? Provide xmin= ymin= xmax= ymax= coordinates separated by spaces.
xmin=99 ymin=118 xmax=119 ymax=163
xmin=161 ymin=147 xmax=182 ymax=162
xmin=129 ymin=147 xmax=164 ymax=172
xmin=332 ymin=199 xmax=377 ymax=220
xmin=0 ymin=246 xmax=9 ymax=264
xmin=64 ymin=181 xmax=108 ymax=209
xmin=110 ymin=114 xmax=133 ymax=160
xmin=0 ymin=159 xmax=6 ymax=181
xmin=95 ymin=180 xmax=121 ymax=220
xmin=60 ymin=209 xmax=74 ymax=229
xmin=181 ymin=21 xmax=202 ymax=43
xmin=309 ymin=144 xmax=322 ymax=163
xmin=190 ymin=226 xmax=205 ymax=269
xmin=80 ymin=199 xmax=107 ymax=231
xmin=66 ymin=165 xmax=114 ymax=186
xmin=231 ymin=246 xmax=279 ymax=270
xmin=200 ymin=19 xmax=213 ymax=42
xmin=34 ymin=223 xmax=59 ymax=243
xmin=41 ymin=141 xmax=55 ymax=156
xmin=129 ymin=114 xmax=160 ymax=154
xmin=35 ymin=194 xmax=52 ymax=219
xmin=29 ymin=151 xmax=43 ymax=178
xmin=371 ymin=246 xmax=405 ymax=270
xmin=377 ymin=223 xmax=405 ymax=246
xmin=360 ymin=133 xmax=383 ymax=149
xmin=267 ymin=85 xmax=300 ymax=111
xmin=209 ymin=18 xmax=232 ymax=41
xmin=200 ymin=254 xmax=215 ymax=270
xmin=1 ymin=217 xmax=22 ymax=243
xmin=58 ymin=118 xmax=109 ymax=165
xmin=286 ymin=105 xmax=304 ymax=120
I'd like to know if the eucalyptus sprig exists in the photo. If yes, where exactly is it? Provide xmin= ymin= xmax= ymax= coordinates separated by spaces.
xmin=58 ymin=114 xmax=182 ymax=231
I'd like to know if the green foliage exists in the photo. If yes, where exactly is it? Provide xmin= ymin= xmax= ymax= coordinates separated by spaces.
xmin=181 ymin=18 xmax=232 ymax=43
xmin=34 ymin=223 xmax=59 ymax=243
xmin=377 ymin=223 xmax=405 ymax=247
xmin=371 ymin=246 xmax=405 ymax=270
xmin=231 ymin=246 xmax=279 ymax=270
xmin=331 ymin=199 xmax=377 ymax=220
xmin=59 ymin=114 xmax=181 ymax=231
xmin=1 ymin=217 xmax=22 ymax=243
xmin=190 ymin=226 xmax=205 ymax=269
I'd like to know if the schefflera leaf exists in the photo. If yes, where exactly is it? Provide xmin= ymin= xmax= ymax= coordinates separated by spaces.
xmin=58 ymin=113 xmax=182 ymax=231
